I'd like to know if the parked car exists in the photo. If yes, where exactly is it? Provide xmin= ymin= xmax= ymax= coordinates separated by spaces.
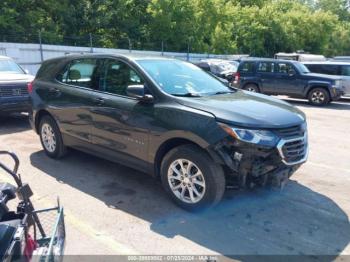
xmin=274 ymin=52 xmax=326 ymax=62
xmin=193 ymin=62 xmax=229 ymax=85
xmin=29 ymin=54 xmax=308 ymax=210
xmin=0 ymin=55 xmax=34 ymax=114
xmin=303 ymin=61 xmax=350 ymax=97
xmin=233 ymin=58 xmax=344 ymax=106
xmin=195 ymin=59 xmax=238 ymax=83
xmin=331 ymin=56 xmax=350 ymax=62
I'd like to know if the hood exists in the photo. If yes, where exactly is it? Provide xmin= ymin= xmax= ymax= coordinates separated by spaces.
xmin=0 ymin=73 xmax=34 ymax=82
xmin=175 ymin=91 xmax=306 ymax=129
xmin=305 ymin=72 xmax=341 ymax=81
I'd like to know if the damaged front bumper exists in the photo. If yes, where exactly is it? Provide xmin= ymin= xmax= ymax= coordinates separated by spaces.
xmin=210 ymin=131 xmax=308 ymax=189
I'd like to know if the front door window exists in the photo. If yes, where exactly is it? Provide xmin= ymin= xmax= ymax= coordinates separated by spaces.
xmin=100 ymin=59 xmax=144 ymax=96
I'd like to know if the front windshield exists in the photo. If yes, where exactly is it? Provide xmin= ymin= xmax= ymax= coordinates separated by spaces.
xmin=0 ymin=59 xmax=24 ymax=74
xmin=137 ymin=59 xmax=232 ymax=96
xmin=295 ymin=62 xmax=310 ymax=74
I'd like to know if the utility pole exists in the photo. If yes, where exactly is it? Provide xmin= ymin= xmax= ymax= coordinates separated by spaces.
xmin=187 ymin=36 xmax=193 ymax=61
xmin=38 ymin=31 xmax=44 ymax=62
xmin=187 ymin=40 xmax=191 ymax=61
xmin=89 ymin=33 xmax=93 ymax=53
xmin=128 ymin=38 xmax=132 ymax=53
xmin=161 ymin=41 xmax=164 ymax=56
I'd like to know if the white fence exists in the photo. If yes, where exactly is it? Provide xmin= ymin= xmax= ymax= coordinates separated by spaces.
xmin=0 ymin=42 xmax=243 ymax=75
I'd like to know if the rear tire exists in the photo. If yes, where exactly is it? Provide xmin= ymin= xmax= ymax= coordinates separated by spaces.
xmin=39 ymin=115 xmax=67 ymax=159
xmin=160 ymin=144 xmax=225 ymax=211
xmin=308 ymin=88 xmax=330 ymax=106
xmin=243 ymin=84 xmax=259 ymax=93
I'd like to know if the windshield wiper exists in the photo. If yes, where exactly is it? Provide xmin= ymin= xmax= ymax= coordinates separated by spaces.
xmin=213 ymin=91 xmax=235 ymax=95
xmin=171 ymin=93 xmax=202 ymax=97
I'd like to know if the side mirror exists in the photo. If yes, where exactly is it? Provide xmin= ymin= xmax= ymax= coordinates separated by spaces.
xmin=126 ymin=84 xmax=154 ymax=103
xmin=288 ymin=69 xmax=296 ymax=76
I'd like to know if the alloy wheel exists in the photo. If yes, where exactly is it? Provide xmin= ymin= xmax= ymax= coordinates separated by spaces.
xmin=41 ymin=123 xmax=56 ymax=153
xmin=167 ymin=159 xmax=206 ymax=204
xmin=311 ymin=91 xmax=325 ymax=104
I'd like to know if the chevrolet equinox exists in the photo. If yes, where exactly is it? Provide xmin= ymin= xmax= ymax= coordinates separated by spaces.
xmin=29 ymin=54 xmax=308 ymax=210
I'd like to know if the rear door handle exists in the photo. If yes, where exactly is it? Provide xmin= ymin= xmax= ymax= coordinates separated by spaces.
xmin=92 ymin=97 xmax=105 ymax=105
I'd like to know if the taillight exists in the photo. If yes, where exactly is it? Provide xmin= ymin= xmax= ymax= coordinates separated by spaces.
xmin=234 ymin=72 xmax=240 ymax=83
xmin=27 ymin=81 xmax=34 ymax=93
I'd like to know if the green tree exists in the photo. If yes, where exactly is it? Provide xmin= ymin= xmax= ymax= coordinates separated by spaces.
xmin=1 ymin=0 xmax=350 ymax=56
xmin=316 ymin=0 xmax=350 ymax=21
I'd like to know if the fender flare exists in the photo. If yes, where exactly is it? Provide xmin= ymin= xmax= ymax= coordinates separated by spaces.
xmin=303 ymin=82 xmax=331 ymax=97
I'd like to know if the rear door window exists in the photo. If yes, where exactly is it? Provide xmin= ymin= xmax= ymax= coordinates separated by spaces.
xmin=57 ymin=59 xmax=100 ymax=89
xmin=257 ymin=62 xmax=275 ymax=73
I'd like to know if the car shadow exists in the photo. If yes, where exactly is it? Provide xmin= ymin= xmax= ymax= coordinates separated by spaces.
xmin=0 ymin=114 xmax=31 ymax=135
xmin=281 ymin=97 xmax=350 ymax=110
xmin=30 ymin=149 xmax=350 ymax=257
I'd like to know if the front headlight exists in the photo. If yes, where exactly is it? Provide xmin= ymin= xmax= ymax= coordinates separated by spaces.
xmin=334 ymin=80 xmax=342 ymax=88
xmin=219 ymin=123 xmax=280 ymax=147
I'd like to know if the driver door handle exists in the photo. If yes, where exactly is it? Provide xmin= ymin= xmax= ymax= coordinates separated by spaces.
xmin=93 ymin=97 xmax=105 ymax=105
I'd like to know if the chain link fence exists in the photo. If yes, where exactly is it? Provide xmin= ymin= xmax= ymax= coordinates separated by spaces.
xmin=0 ymin=31 xmax=239 ymax=59
xmin=0 ymin=31 xmax=248 ymax=74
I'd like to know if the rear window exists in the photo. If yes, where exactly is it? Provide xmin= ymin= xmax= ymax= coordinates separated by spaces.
xmin=240 ymin=62 xmax=254 ymax=73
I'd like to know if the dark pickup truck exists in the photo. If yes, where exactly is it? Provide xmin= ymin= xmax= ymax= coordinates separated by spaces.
xmin=233 ymin=58 xmax=345 ymax=105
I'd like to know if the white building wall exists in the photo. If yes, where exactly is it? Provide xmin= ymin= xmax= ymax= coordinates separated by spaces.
xmin=0 ymin=42 xmax=241 ymax=75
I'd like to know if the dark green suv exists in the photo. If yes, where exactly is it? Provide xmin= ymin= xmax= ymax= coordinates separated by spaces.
xmin=29 ymin=54 xmax=308 ymax=210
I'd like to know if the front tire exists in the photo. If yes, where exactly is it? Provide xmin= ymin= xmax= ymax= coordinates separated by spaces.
xmin=160 ymin=145 xmax=225 ymax=211
xmin=39 ymin=115 xmax=67 ymax=159
xmin=308 ymin=88 xmax=330 ymax=106
xmin=243 ymin=84 xmax=259 ymax=93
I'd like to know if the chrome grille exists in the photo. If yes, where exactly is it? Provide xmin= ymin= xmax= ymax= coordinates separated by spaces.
xmin=274 ymin=125 xmax=305 ymax=139
xmin=277 ymin=134 xmax=308 ymax=165
xmin=0 ymin=83 xmax=28 ymax=97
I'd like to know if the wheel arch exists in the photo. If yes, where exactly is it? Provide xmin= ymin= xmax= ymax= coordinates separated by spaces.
xmin=34 ymin=109 xmax=54 ymax=134
xmin=306 ymin=85 xmax=331 ymax=99
xmin=154 ymin=137 xmax=209 ymax=178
